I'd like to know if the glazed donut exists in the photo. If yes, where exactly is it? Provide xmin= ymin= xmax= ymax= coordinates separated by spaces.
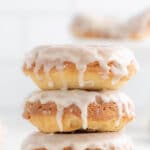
xmin=21 ymin=132 xmax=133 ymax=150
xmin=71 ymin=9 xmax=150 ymax=40
xmin=71 ymin=15 xmax=125 ymax=39
xmin=23 ymin=45 xmax=138 ymax=90
xmin=23 ymin=90 xmax=135 ymax=133
xmin=127 ymin=9 xmax=150 ymax=40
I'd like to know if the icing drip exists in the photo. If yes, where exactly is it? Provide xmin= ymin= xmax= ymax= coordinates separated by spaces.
xmin=115 ymin=101 xmax=123 ymax=126
xmin=44 ymin=64 xmax=54 ymax=88
xmin=22 ymin=132 xmax=133 ymax=150
xmin=78 ymin=70 xmax=85 ymax=87
xmin=24 ymin=45 xmax=139 ymax=88
xmin=56 ymin=104 xmax=64 ymax=131
xmin=81 ymin=102 xmax=88 ymax=129
xmin=26 ymin=90 xmax=135 ymax=130
xmin=59 ymin=71 xmax=67 ymax=90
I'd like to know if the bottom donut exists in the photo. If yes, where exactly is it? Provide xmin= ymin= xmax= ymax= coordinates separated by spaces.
xmin=22 ymin=132 xmax=133 ymax=150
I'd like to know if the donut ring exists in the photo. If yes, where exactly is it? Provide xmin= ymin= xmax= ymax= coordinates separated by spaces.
xmin=127 ymin=9 xmax=150 ymax=40
xmin=21 ymin=132 xmax=133 ymax=150
xmin=23 ymin=90 xmax=135 ymax=133
xmin=71 ymin=15 xmax=124 ymax=39
xmin=23 ymin=45 xmax=138 ymax=90
xmin=71 ymin=9 xmax=150 ymax=40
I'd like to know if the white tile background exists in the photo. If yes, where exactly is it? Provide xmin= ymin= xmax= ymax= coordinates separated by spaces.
xmin=0 ymin=0 xmax=149 ymax=60
xmin=0 ymin=0 xmax=150 ymax=149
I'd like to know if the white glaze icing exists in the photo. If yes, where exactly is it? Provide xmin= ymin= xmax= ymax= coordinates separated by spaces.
xmin=22 ymin=132 xmax=133 ymax=150
xmin=24 ymin=45 xmax=139 ymax=88
xmin=25 ymin=90 xmax=135 ymax=130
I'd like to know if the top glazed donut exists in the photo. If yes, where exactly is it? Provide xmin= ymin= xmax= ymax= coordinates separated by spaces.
xmin=23 ymin=44 xmax=139 ymax=90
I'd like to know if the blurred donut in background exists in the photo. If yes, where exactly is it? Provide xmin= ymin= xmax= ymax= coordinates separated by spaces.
xmin=127 ymin=8 xmax=150 ymax=39
xmin=71 ymin=8 xmax=150 ymax=40
xmin=71 ymin=14 xmax=125 ymax=39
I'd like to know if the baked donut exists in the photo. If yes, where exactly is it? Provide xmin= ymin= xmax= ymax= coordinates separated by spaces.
xmin=127 ymin=9 xmax=150 ymax=40
xmin=23 ymin=90 xmax=135 ymax=133
xmin=71 ymin=15 xmax=125 ymax=39
xmin=71 ymin=9 xmax=150 ymax=40
xmin=23 ymin=45 xmax=139 ymax=90
xmin=21 ymin=132 xmax=133 ymax=150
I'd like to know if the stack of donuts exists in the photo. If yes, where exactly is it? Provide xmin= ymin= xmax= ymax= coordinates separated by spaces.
xmin=22 ymin=44 xmax=139 ymax=150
